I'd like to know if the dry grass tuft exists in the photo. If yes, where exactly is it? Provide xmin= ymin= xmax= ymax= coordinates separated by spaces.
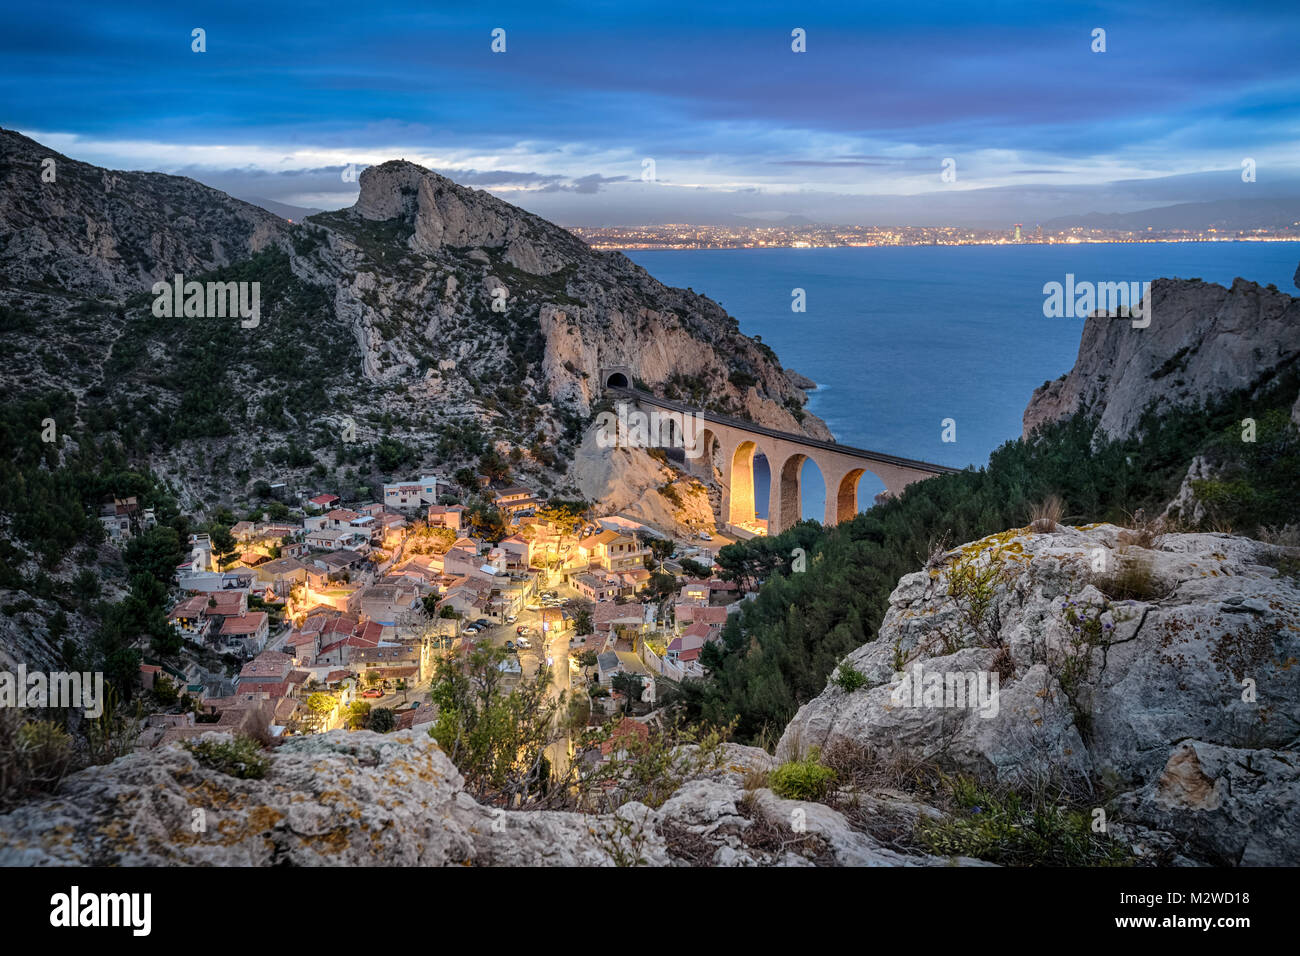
xmin=1028 ymin=495 xmax=1065 ymax=533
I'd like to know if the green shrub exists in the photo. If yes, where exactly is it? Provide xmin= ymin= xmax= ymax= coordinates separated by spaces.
xmin=831 ymin=663 xmax=868 ymax=693
xmin=0 ymin=714 xmax=77 ymax=809
xmin=183 ymin=735 xmax=270 ymax=779
xmin=769 ymin=756 xmax=836 ymax=802
xmin=916 ymin=776 xmax=1131 ymax=866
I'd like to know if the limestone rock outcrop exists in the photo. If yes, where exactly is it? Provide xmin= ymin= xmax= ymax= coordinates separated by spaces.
xmin=779 ymin=524 xmax=1300 ymax=865
xmin=0 ymin=731 xmax=980 ymax=867
xmin=1023 ymin=275 xmax=1300 ymax=440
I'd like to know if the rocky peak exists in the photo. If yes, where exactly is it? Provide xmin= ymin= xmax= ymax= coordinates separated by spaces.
xmin=355 ymin=159 xmax=569 ymax=273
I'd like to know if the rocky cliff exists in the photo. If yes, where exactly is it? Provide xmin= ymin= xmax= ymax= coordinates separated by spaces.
xmin=0 ymin=128 xmax=288 ymax=296
xmin=780 ymin=524 xmax=1300 ymax=865
xmin=0 ymin=130 xmax=825 ymax=518
xmin=1023 ymin=276 xmax=1300 ymax=439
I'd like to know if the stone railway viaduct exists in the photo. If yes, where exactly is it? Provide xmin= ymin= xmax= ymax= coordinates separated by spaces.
xmin=601 ymin=371 xmax=959 ymax=536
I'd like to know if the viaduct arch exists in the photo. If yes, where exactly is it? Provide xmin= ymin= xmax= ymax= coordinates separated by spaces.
xmin=605 ymin=385 xmax=959 ymax=535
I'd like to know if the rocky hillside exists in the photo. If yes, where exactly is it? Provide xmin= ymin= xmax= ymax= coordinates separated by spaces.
xmin=0 ymin=130 xmax=823 ymax=516
xmin=0 ymin=128 xmax=288 ymax=296
xmin=0 ymin=729 xmax=986 ymax=867
xmin=1023 ymin=275 xmax=1300 ymax=439
xmin=780 ymin=524 xmax=1300 ymax=866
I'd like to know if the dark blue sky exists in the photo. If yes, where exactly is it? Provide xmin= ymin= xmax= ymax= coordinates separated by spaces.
xmin=5 ymin=1 xmax=1298 ymax=224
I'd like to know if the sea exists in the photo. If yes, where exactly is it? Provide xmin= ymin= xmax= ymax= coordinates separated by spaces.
xmin=626 ymin=241 xmax=1300 ymax=521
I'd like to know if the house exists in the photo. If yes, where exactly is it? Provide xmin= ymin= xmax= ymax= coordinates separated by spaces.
xmin=283 ymin=630 xmax=321 ymax=665
xmin=219 ymin=611 xmax=270 ymax=655
xmin=168 ymin=594 xmax=215 ymax=640
xmin=574 ymin=572 xmax=620 ymax=603
xmin=443 ymin=542 xmax=485 ymax=578
xmin=499 ymin=534 xmax=531 ymax=570
xmin=575 ymin=530 xmax=648 ymax=574
xmin=438 ymin=578 xmax=493 ymax=619
xmin=98 ymin=496 xmax=147 ymax=542
xmin=194 ymin=590 xmax=248 ymax=620
xmin=312 ymin=549 xmax=369 ymax=577
xmin=680 ymin=620 xmax=721 ymax=647
xmin=375 ymin=512 xmax=408 ymax=547
xmin=596 ymin=651 xmax=623 ymax=684
xmin=306 ymin=493 xmax=340 ymax=512
xmin=676 ymin=604 xmax=729 ymax=627
xmin=99 ymin=511 xmax=133 ymax=542
xmin=493 ymin=485 xmax=542 ymax=518
xmin=666 ymin=632 xmax=706 ymax=664
xmin=426 ymin=504 xmax=465 ymax=532
xmin=353 ymin=642 xmax=428 ymax=683
xmin=306 ymin=527 xmax=369 ymax=552
xmin=235 ymin=651 xmax=295 ymax=697
xmin=325 ymin=508 xmax=361 ymax=529
xmin=383 ymin=476 xmax=441 ymax=510
xmin=591 ymin=600 xmax=645 ymax=639
xmin=147 ymin=695 xmax=275 ymax=749
xmin=280 ymin=540 xmax=310 ymax=559
xmin=255 ymin=556 xmax=310 ymax=596
xmin=359 ymin=584 xmax=420 ymax=627
xmin=316 ymin=627 xmax=380 ymax=668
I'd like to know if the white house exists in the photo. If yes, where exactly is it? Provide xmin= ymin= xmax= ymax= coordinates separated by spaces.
xmin=383 ymin=476 xmax=442 ymax=510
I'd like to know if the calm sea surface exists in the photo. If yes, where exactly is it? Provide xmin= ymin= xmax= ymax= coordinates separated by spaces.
xmin=627 ymin=241 xmax=1300 ymax=519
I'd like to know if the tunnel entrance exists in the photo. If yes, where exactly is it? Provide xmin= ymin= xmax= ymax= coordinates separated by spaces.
xmin=605 ymin=371 xmax=629 ymax=388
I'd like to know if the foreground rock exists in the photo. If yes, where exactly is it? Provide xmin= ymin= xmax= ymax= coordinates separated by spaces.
xmin=779 ymin=525 xmax=1300 ymax=866
xmin=0 ymin=731 xmax=980 ymax=866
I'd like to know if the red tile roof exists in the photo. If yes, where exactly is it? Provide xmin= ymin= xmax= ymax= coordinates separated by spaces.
xmin=600 ymin=717 xmax=650 ymax=756
xmin=220 ymin=612 xmax=268 ymax=636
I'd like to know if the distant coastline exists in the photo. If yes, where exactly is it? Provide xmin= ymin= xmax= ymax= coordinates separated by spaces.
xmin=575 ymin=232 xmax=1300 ymax=252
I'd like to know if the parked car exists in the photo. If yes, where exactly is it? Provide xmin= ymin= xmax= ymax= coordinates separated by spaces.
xmin=517 ymin=637 xmax=532 ymax=649
xmin=697 ymin=531 xmax=712 ymax=541
xmin=362 ymin=688 xmax=383 ymax=699
xmin=516 ymin=625 xmax=530 ymax=635
xmin=505 ymin=615 xmax=517 ymax=625
xmin=475 ymin=618 xmax=493 ymax=628
xmin=504 ymin=640 xmax=515 ymax=650
xmin=463 ymin=625 xmax=480 ymax=635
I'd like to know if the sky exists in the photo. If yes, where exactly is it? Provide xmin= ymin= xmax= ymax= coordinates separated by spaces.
xmin=4 ymin=0 xmax=1299 ymax=226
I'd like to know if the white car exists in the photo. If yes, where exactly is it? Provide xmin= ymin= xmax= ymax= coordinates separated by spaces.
xmin=697 ymin=531 xmax=712 ymax=541
xmin=517 ymin=637 xmax=532 ymax=649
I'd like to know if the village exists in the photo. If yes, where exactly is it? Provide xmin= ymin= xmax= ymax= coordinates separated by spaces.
xmin=106 ymin=475 xmax=747 ymax=764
